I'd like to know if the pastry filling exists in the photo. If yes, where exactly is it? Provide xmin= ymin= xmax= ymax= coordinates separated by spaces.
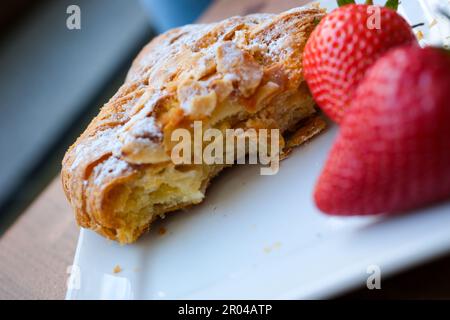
xmin=99 ymin=87 xmax=319 ymax=243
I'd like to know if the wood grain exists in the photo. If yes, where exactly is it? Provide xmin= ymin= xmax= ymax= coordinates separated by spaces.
xmin=1 ymin=0 xmax=449 ymax=300
xmin=0 ymin=179 xmax=78 ymax=299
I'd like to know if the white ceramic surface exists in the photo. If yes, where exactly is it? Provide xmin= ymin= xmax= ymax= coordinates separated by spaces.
xmin=66 ymin=0 xmax=450 ymax=300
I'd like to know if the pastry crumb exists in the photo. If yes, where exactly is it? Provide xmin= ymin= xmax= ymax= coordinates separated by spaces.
xmin=263 ymin=247 xmax=272 ymax=254
xmin=429 ymin=19 xmax=437 ymax=28
xmin=264 ymin=241 xmax=282 ymax=253
xmin=113 ymin=265 xmax=122 ymax=274
xmin=158 ymin=227 xmax=167 ymax=235
xmin=416 ymin=30 xmax=424 ymax=40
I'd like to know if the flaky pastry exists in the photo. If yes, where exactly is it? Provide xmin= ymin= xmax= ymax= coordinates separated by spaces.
xmin=62 ymin=7 xmax=327 ymax=243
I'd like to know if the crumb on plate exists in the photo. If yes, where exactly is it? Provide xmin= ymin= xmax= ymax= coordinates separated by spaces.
xmin=113 ymin=265 xmax=122 ymax=274
xmin=263 ymin=241 xmax=282 ymax=253
xmin=416 ymin=30 xmax=424 ymax=41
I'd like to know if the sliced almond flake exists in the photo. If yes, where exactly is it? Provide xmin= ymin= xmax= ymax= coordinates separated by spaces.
xmin=92 ymin=156 xmax=132 ymax=186
xmin=70 ymin=128 xmax=122 ymax=171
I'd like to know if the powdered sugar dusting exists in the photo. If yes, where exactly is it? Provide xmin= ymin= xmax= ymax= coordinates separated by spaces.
xmin=131 ymin=117 xmax=160 ymax=138
xmin=70 ymin=92 xmax=165 ymax=183
xmin=92 ymin=156 xmax=132 ymax=186
xmin=122 ymin=92 xmax=163 ymax=131
xmin=70 ymin=128 xmax=122 ymax=171
xmin=124 ymin=116 xmax=162 ymax=145
xmin=178 ymin=80 xmax=214 ymax=115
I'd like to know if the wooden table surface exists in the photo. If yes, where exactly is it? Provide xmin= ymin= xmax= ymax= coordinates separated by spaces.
xmin=1 ymin=0 xmax=449 ymax=300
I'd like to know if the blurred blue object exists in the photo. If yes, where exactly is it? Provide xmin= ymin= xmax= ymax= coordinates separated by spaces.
xmin=140 ymin=0 xmax=211 ymax=33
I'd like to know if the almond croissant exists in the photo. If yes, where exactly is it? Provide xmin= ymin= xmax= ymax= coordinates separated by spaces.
xmin=62 ymin=7 xmax=326 ymax=243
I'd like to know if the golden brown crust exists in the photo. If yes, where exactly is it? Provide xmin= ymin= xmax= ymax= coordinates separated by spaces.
xmin=62 ymin=6 xmax=326 ymax=243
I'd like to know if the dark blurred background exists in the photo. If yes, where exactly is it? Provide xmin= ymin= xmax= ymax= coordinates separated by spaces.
xmin=0 ymin=0 xmax=211 ymax=233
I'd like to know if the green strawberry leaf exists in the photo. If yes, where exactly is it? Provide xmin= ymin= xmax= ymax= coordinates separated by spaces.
xmin=384 ymin=0 xmax=399 ymax=10
xmin=336 ymin=0 xmax=399 ymax=10
xmin=337 ymin=0 xmax=355 ymax=7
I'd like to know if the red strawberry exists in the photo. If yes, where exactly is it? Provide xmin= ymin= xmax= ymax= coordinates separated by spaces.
xmin=303 ymin=3 xmax=416 ymax=123
xmin=314 ymin=45 xmax=450 ymax=215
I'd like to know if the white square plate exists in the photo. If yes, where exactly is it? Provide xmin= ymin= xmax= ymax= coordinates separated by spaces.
xmin=66 ymin=0 xmax=450 ymax=299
